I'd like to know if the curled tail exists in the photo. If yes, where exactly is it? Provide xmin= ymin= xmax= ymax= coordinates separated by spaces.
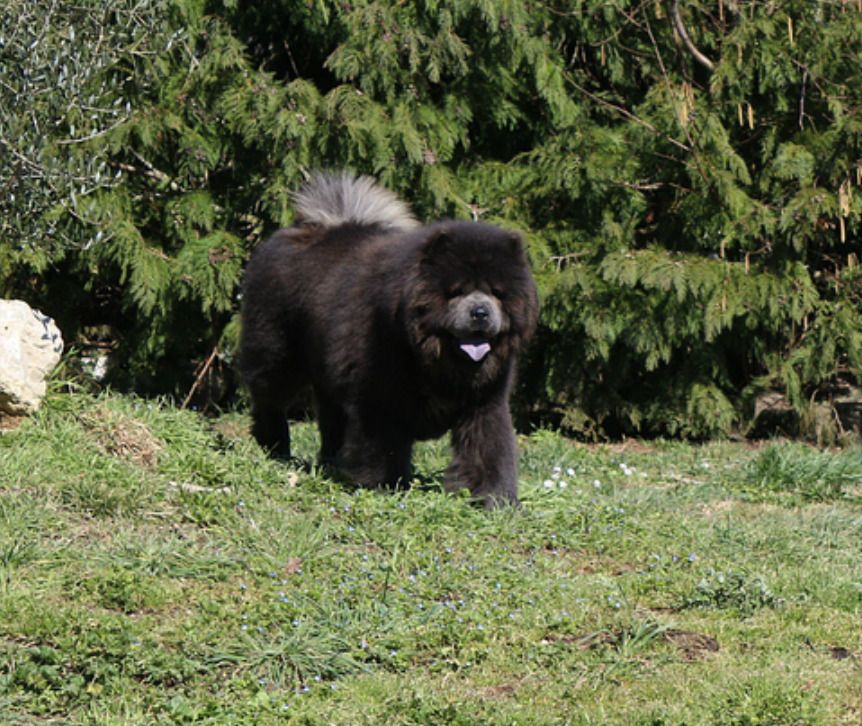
xmin=291 ymin=171 xmax=418 ymax=232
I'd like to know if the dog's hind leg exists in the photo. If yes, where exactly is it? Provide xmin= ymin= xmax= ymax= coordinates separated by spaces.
xmin=335 ymin=409 xmax=413 ymax=489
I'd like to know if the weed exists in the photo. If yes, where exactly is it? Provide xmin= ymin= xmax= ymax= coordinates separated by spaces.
xmin=681 ymin=569 xmax=784 ymax=615
xmin=743 ymin=443 xmax=862 ymax=501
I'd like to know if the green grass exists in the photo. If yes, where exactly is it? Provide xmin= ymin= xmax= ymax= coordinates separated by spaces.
xmin=1 ymin=392 xmax=861 ymax=724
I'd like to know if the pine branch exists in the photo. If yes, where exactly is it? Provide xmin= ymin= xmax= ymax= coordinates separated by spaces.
xmin=565 ymin=74 xmax=691 ymax=153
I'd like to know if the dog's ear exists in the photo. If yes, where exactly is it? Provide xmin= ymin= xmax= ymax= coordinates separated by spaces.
xmin=421 ymin=228 xmax=452 ymax=263
xmin=505 ymin=231 xmax=525 ymax=257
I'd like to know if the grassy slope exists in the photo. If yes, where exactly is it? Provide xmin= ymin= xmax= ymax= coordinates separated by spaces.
xmin=0 ymin=392 xmax=860 ymax=724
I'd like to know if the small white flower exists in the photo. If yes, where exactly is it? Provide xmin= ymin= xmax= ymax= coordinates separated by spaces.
xmin=558 ymin=480 xmax=568 ymax=489
xmin=593 ymin=479 xmax=602 ymax=488
xmin=543 ymin=479 xmax=555 ymax=489
xmin=566 ymin=467 xmax=575 ymax=476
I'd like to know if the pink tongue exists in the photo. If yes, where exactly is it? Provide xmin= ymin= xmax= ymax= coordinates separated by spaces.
xmin=460 ymin=342 xmax=491 ymax=362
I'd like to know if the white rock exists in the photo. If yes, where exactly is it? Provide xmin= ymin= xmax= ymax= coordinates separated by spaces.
xmin=0 ymin=300 xmax=63 ymax=415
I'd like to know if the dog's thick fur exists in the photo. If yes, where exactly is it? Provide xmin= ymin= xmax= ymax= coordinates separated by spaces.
xmin=240 ymin=172 xmax=538 ymax=507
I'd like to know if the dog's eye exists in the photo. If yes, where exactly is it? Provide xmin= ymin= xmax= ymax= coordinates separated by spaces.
xmin=491 ymin=287 xmax=506 ymax=300
xmin=448 ymin=286 xmax=464 ymax=298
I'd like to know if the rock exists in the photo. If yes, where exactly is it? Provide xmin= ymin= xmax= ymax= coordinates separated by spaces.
xmin=749 ymin=390 xmax=797 ymax=438
xmin=750 ymin=380 xmax=862 ymax=444
xmin=0 ymin=300 xmax=64 ymax=416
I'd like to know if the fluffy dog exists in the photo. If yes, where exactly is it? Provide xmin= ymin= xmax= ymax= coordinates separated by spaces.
xmin=240 ymin=172 xmax=538 ymax=507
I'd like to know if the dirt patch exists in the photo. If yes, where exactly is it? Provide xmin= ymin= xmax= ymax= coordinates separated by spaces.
xmin=473 ymin=683 xmax=518 ymax=700
xmin=80 ymin=405 xmax=162 ymax=468
xmin=573 ymin=557 xmax=639 ymax=576
xmin=663 ymin=629 xmax=720 ymax=660
xmin=537 ymin=548 xmax=640 ymax=576
xmin=699 ymin=499 xmax=737 ymax=518
xmin=572 ymin=631 xmax=614 ymax=650
xmin=602 ymin=440 xmax=660 ymax=455
xmin=542 ymin=631 xmax=625 ymax=651
xmin=548 ymin=627 xmax=719 ymax=661
xmin=0 ymin=414 xmax=26 ymax=431
xmin=829 ymin=646 xmax=853 ymax=660
xmin=283 ymin=556 xmax=303 ymax=575
xmin=805 ymin=640 xmax=858 ymax=661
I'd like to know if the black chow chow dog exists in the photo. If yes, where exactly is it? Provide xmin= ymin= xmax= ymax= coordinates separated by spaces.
xmin=240 ymin=172 xmax=538 ymax=508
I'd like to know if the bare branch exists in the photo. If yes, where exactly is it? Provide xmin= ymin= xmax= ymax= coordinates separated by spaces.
xmin=799 ymin=68 xmax=808 ymax=130
xmin=671 ymin=0 xmax=715 ymax=72
xmin=56 ymin=114 xmax=130 ymax=145
xmin=182 ymin=347 xmax=220 ymax=409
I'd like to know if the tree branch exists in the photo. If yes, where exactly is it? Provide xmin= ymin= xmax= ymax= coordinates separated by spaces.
xmin=671 ymin=0 xmax=715 ymax=72
xmin=642 ymin=10 xmax=711 ymax=187
xmin=182 ymin=346 xmax=220 ymax=409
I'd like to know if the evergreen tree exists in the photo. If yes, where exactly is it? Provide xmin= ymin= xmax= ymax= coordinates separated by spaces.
xmin=1 ymin=0 xmax=860 ymax=438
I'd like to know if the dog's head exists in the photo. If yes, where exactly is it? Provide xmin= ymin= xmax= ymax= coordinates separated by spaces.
xmin=406 ymin=222 xmax=538 ymax=379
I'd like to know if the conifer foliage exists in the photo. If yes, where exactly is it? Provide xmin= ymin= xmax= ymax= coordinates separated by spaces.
xmin=1 ymin=1 xmax=860 ymax=437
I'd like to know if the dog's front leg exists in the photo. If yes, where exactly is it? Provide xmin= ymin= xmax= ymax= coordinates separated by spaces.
xmin=445 ymin=400 xmax=519 ymax=509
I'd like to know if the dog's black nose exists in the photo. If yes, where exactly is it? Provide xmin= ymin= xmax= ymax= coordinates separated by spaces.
xmin=470 ymin=304 xmax=490 ymax=321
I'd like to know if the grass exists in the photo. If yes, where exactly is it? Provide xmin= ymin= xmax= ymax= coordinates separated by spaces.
xmin=0 ymin=391 xmax=861 ymax=724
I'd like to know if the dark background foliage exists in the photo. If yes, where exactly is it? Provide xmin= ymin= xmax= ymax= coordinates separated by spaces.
xmin=1 ymin=0 xmax=861 ymax=439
